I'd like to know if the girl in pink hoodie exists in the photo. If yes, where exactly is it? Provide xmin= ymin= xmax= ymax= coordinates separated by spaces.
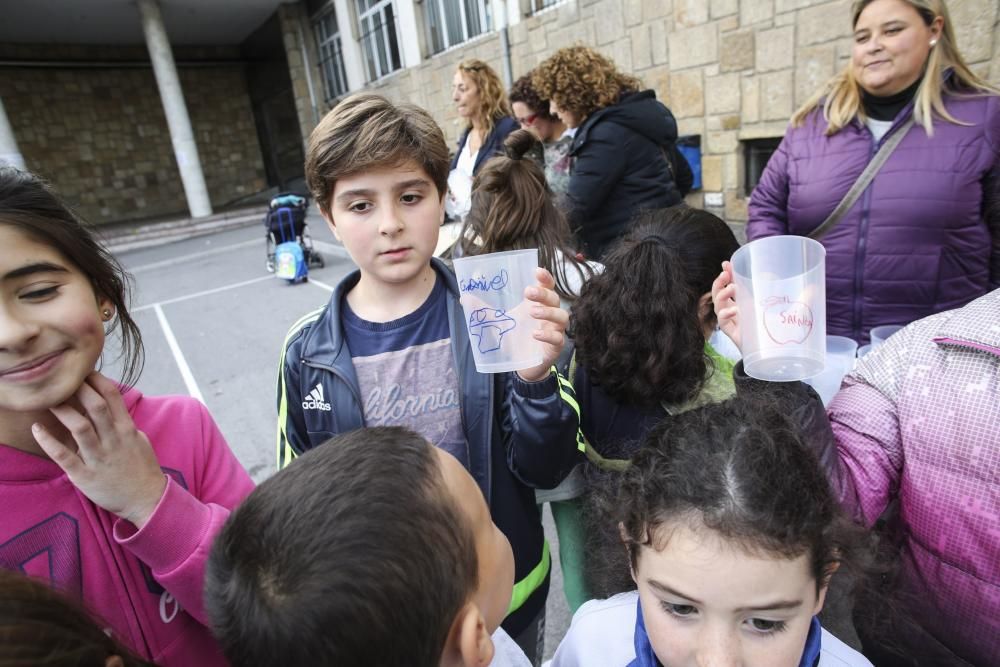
xmin=0 ymin=166 xmax=254 ymax=666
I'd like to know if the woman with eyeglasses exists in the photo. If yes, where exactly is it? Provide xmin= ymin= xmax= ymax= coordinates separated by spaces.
xmin=447 ymin=59 xmax=518 ymax=222
xmin=509 ymin=74 xmax=572 ymax=204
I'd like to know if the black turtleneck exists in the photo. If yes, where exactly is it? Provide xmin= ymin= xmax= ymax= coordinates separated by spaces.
xmin=862 ymin=77 xmax=922 ymax=121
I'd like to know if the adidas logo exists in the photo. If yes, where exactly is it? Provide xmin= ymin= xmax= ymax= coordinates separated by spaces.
xmin=302 ymin=383 xmax=332 ymax=411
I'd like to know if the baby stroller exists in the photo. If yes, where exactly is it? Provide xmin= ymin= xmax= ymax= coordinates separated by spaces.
xmin=265 ymin=192 xmax=324 ymax=274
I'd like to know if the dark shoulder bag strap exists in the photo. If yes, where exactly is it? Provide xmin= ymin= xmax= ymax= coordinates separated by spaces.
xmin=809 ymin=116 xmax=915 ymax=240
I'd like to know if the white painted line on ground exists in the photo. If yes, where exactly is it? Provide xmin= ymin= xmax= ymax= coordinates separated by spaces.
xmin=153 ymin=304 xmax=205 ymax=404
xmin=308 ymin=278 xmax=335 ymax=292
xmin=128 ymin=239 xmax=261 ymax=273
xmin=133 ymin=275 xmax=275 ymax=312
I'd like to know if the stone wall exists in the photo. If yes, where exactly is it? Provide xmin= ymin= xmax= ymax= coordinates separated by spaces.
xmin=301 ymin=0 xmax=999 ymax=224
xmin=0 ymin=45 xmax=267 ymax=224
xmin=278 ymin=3 xmax=326 ymax=145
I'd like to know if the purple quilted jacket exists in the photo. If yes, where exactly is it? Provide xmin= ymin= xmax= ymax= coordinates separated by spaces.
xmin=748 ymin=91 xmax=1000 ymax=343
xmin=823 ymin=289 xmax=999 ymax=665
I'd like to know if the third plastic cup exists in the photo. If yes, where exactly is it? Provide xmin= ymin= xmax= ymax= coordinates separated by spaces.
xmin=804 ymin=335 xmax=858 ymax=406
xmin=452 ymin=248 xmax=543 ymax=374
xmin=732 ymin=236 xmax=827 ymax=381
xmin=870 ymin=324 xmax=904 ymax=350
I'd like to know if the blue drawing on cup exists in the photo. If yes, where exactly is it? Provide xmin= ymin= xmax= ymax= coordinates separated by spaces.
xmin=460 ymin=269 xmax=509 ymax=294
xmin=468 ymin=308 xmax=516 ymax=353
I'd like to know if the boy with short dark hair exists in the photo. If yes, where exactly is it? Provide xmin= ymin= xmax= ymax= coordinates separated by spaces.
xmin=275 ymin=93 xmax=581 ymax=659
xmin=207 ymin=427 xmax=531 ymax=666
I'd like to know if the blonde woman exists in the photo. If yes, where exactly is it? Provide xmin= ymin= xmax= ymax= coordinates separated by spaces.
xmin=749 ymin=0 xmax=1000 ymax=344
xmin=446 ymin=59 xmax=517 ymax=221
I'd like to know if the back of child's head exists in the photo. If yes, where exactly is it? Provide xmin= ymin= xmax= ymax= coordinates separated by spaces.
xmin=0 ymin=569 xmax=153 ymax=667
xmin=305 ymin=93 xmax=450 ymax=217
xmin=205 ymin=427 xmax=478 ymax=667
xmin=0 ymin=166 xmax=143 ymax=386
xmin=462 ymin=129 xmax=591 ymax=302
xmin=593 ymin=395 xmax=867 ymax=597
xmin=570 ymin=206 xmax=739 ymax=406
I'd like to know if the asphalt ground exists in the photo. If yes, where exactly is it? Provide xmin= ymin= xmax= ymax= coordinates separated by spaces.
xmin=108 ymin=221 xmax=573 ymax=660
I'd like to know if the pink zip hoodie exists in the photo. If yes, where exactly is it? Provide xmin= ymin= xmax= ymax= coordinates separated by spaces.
xmin=0 ymin=388 xmax=254 ymax=666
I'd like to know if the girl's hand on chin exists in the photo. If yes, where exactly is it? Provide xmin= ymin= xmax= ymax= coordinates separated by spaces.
xmin=32 ymin=372 xmax=167 ymax=529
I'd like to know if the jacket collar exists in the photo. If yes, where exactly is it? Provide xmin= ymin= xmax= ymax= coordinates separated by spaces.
xmin=853 ymin=68 xmax=959 ymax=137
xmin=301 ymin=257 xmax=461 ymax=365
xmin=572 ymin=89 xmax=657 ymax=150
xmin=933 ymin=289 xmax=1000 ymax=357
xmin=627 ymin=597 xmax=824 ymax=667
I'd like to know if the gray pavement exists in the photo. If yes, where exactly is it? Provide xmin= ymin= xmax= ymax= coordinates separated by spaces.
xmin=108 ymin=222 xmax=572 ymax=660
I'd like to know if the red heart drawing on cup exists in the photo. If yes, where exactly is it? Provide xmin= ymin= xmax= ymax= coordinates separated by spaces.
xmin=762 ymin=295 xmax=814 ymax=345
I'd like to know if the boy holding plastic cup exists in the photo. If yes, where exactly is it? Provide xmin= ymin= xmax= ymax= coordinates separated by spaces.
xmin=275 ymin=93 xmax=582 ymax=662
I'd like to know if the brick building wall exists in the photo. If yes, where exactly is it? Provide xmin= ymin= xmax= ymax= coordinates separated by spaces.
xmin=0 ymin=45 xmax=267 ymax=224
xmin=295 ymin=0 xmax=999 ymax=225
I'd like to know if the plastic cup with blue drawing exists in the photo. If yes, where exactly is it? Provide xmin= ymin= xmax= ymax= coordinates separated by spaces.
xmin=732 ymin=236 xmax=827 ymax=381
xmin=804 ymin=335 xmax=858 ymax=406
xmin=453 ymin=249 xmax=544 ymax=373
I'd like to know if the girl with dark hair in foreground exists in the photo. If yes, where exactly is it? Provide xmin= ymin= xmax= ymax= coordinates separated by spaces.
xmin=550 ymin=398 xmax=874 ymax=666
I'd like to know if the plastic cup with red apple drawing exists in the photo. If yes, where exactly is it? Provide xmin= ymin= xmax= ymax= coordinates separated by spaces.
xmin=714 ymin=236 xmax=827 ymax=382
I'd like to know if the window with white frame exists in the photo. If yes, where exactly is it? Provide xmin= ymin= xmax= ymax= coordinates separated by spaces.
xmin=424 ymin=0 xmax=491 ymax=55
xmin=356 ymin=0 xmax=402 ymax=81
xmin=313 ymin=5 xmax=350 ymax=100
xmin=529 ymin=0 xmax=563 ymax=14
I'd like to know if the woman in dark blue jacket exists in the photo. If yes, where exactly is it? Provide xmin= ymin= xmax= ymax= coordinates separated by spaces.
xmin=534 ymin=47 xmax=689 ymax=260
xmin=446 ymin=59 xmax=518 ymax=221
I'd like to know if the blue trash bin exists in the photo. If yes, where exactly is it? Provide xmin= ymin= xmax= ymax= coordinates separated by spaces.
xmin=677 ymin=135 xmax=702 ymax=191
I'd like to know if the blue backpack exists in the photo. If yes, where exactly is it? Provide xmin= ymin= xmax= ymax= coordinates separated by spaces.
xmin=272 ymin=209 xmax=308 ymax=283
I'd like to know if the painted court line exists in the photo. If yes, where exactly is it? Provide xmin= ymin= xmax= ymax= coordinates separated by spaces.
xmin=133 ymin=275 xmax=274 ymax=312
xmin=153 ymin=304 xmax=205 ymax=404
xmin=128 ymin=239 xmax=261 ymax=273
xmin=308 ymin=278 xmax=335 ymax=292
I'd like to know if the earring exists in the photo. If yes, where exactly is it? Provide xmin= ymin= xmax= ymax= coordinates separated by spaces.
xmin=102 ymin=308 xmax=113 ymax=321
xmin=930 ymin=39 xmax=937 ymax=46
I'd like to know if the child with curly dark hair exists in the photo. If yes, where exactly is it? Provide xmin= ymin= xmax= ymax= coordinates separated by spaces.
xmin=569 ymin=206 xmax=740 ymax=469
xmin=548 ymin=397 xmax=874 ymax=666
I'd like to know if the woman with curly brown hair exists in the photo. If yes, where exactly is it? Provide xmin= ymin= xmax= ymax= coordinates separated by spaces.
xmin=446 ymin=59 xmax=518 ymax=221
xmin=533 ymin=47 xmax=690 ymax=260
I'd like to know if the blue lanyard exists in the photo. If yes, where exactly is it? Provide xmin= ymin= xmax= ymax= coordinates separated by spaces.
xmin=627 ymin=598 xmax=823 ymax=667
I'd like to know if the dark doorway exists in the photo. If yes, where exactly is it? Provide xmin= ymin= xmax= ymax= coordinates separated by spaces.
xmin=242 ymin=14 xmax=305 ymax=191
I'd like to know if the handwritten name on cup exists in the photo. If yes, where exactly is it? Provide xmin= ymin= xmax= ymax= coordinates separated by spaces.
xmin=459 ymin=269 xmax=509 ymax=294
xmin=762 ymin=295 xmax=814 ymax=345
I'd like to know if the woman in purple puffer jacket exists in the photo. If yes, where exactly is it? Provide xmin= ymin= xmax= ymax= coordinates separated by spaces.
xmin=748 ymin=0 xmax=999 ymax=344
